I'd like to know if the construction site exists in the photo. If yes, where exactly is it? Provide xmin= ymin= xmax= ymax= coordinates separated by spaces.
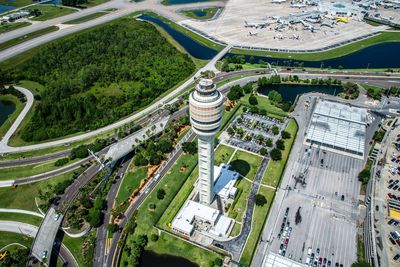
xmin=182 ymin=0 xmax=400 ymax=51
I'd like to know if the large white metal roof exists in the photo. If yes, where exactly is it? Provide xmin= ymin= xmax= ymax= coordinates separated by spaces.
xmin=306 ymin=99 xmax=367 ymax=158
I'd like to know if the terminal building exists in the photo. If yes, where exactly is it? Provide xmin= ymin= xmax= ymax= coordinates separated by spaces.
xmin=305 ymin=99 xmax=370 ymax=159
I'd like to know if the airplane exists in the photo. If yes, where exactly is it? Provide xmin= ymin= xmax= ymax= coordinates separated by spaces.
xmin=244 ymin=20 xmax=268 ymax=29
xmin=291 ymin=4 xmax=308 ymax=8
xmin=248 ymin=31 xmax=258 ymax=36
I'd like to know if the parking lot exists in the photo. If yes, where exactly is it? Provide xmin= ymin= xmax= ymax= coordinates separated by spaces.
xmin=220 ymin=111 xmax=286 ymax=154
xmin=268 ymin=146 xmax=361 ymax=266
xmin=374 ymin=126 xmax=400 ymax=266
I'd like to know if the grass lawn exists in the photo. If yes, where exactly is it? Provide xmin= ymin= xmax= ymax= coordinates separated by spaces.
xmin=240 ymin=94 xmax=287 ymax=119
xmin=180 ymin=7 xmax=219 ymax=20
xmin=115 ymin=166 xmax=147 ymax=205
xmin=0 ymin=169 xmax=77 ymax=212
xmin=262 ymin=119 xmax=298 ymax=187
xmin=0 ymin=95 xmax=24 ymax=141
xmin=61 ymin=234 xmax=85 ymax=267
xmin=19 ymin=79 xmax=45 ymax=96
xmin=231 ymin=222 xmax=241 ymax=237
xmin=214 ymin=144 xmax=235 ymax=166
xmin=80 ymin=0 xmax=110 ymax=8
xmin=0 ymin=0 xmax=32 ymax=7
xmin=228 ymin=177 xmax=251 ymax=221
xmin=229 ymin=150 xmax=262 ymax=180
xmin=0 ymin=158 xmax=80 ymax=180
xmin=240 ymin=187 xmax=275 ymax=267
xmin=0 ymin=22 xmax=31 ymax=34
xmin=0 ymin=232 xmax=32 ymax=248
xmin=0 ymin=26 xmax=59 ymax=52
xmin=0 ymin=212 xmax=42 ymax=226
xmin=64 ymin=12 xmax=107 ymax=24
xmin=361 ymin=83 xmax=385 ymax=100
xmin=121 ymin=152 xmax=223 ymax=266
xmin=231 ymin=31 xmax=400 ymax=61
xmin=28 ymin=5 xmax=77 ymax=21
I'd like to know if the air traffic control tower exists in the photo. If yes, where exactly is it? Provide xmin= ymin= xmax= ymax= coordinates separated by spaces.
xmin=189 ymin=78 xmax=224 ymax=205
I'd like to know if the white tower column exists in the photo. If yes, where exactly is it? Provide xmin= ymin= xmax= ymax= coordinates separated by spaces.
xmin=189 ymin=78 xmax=224 ymax=205
xmin=197 ymin=135 xmax=215 ymax=205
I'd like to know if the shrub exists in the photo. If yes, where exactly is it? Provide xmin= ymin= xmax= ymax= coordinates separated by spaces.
xmin=157 ymin=189 xmax=166 ymax=200
xmin=54 ymin=157 xmax=69 ymax=167
xmin=150 ymin=234 xmax=159 ymax=242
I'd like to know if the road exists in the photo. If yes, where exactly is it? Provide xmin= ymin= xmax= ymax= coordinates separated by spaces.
xmin=0 ymin=86 xmax=33 ymax=148
xmin=94 ymin=155 xmax=132 ymax=267
xmin=0 ymin=39 xmax=230 ymax=154
xmin=105 ymin=132 xmax=196 ymax=267
xmin=0 ymin=220 xmax=76 ymax=267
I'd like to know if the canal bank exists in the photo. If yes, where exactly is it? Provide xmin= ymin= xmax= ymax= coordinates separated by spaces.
xmin=0 ymin=94 xmax=24 ymax=140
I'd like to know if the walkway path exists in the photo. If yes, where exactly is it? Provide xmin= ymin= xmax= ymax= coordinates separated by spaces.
xmin=0 ymin=208 xmax=44 ymax=218
xmin=0 ymin=86 xmax=34 ymax=149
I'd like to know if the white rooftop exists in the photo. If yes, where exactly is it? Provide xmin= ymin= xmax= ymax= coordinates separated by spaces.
xmin=306 ymin=100 xmax=367 ymax=157
xmin=172 ymin=200 xmax=219 ymax=234
xmin=209 ymin=214 xmax=233 ymax=237
xmin=263 ymin=252 xmax=307 ymax=267
xmin=213 ymin=164 xmax=239 ymax=199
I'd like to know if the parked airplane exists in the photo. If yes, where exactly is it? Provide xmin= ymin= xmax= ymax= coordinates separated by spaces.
xmin=248 ymin=31 xmax=258 ymax=36
xmin=244 ymin=20 xmax=268 ymax=28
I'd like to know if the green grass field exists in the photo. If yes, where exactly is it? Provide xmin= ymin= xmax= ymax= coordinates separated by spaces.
xmin=231 ymin=31 xmax=400 ymax=61
xmin=115 ymin=166 xmax=147 ymax=205
xmin=214 ymin=144 xmax=235 ymax=166
xmin=29 ymin=5 xmax=77 ymax=21
xmin=0 ymin=95 xmax=24 ymax=141
xmin=64 ymin=12 xmax=107 ymax=24
xmin=0 ymin=159 xmax=56 ymax=180
xmin=0 ymin=212 xmax=42 ymax=226
xmin=262 ymin=119 xmax=298 ymax=187
xmin=239 ymin=187 xmax=275 ymax=266
xmin=228 ymin=177 xmax=251 ymax=221
xmin=0 ymin=0 xmax=32 ymax=7
xmin=61 ymin=234 xmax=85 ymax=267
xmin=240 ymin=94 xmax=287 ymax=119
xmin=0 ymin=26 xmax=59 ymax=52
xmin=0 ymin=22 xmax=31 ymax=34
xmin=0 ymin=232 xmax=32 ymax=249
xmin=229 ymin=150 xmax=262 ymax=179
xmin=0 ymin=170 xmax=76 ymax=211
xmin=180 ymin=7 xmax=219 ymax=20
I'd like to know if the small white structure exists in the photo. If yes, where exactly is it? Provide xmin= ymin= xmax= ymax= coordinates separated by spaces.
xmin=171 ymin=200 xmax=233 ymax=237
xmin=213 ymin=164 xmax=239 ymax=201
xmin=2 ymin=11 xmax=30 ymax=22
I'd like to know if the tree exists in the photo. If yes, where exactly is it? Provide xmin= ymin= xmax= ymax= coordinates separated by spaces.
xmin=242 ymin=83 xmax=253 ymax=94
xmin=249 ymin=56 xmax=255 ymax=64
xmin=88 ymin=208 xmax=102 ymax=227
xmin=248 ymin=94 xmax=258 ymax=105
xmin=270 ymin=148 xmax=282 ymax=161
xmin=108 ymin=223 xmax=119 ymax=234
xmin=265 ymin=139 xmax=273 ymax=147
xmin=227 ymin=85 xmax=243 ymax=101
xmin=268 ymin=90 xmax=282 ymax=104
xmin=281 ymin=130 xmax=291 ymax=139
xmin=157 ymin=188 xmax=166 ymax=200
xmin=214 ymin=258 xmax=223 ymax=266
xmin=259 ymin=147 xmax=268 ymax=156
xmin=351 ymin=262 xmax=372 ymax=267
xmin=134 ymin=153 xmax=148 ymax=166
xmin=150 ymin=234 xmax=159 ymax=242
xmin=276 ymin=139 xmax=285 ymax=150
xmin=255 ymin=194 xmax=267 ymax=206
xmin=271 ymin=125 xmax=279 ymax=135
xmin=227 ymin=127 xmax=235 ymax=136
xmin=182 ymin=141 xmax=197 ymax=154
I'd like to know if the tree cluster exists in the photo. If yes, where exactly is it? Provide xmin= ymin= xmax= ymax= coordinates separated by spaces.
xmin=70 ymin=139 xmax=110 ymax=160
xmin=7 ymin=20 xmax=194 ymax=142
xmin=134 ymin=117 xmax=189 ymax=166
xmin=0 ymin=85 xmax=26 ymax=102
xmin=62 ymin=0 xmax=88 ymax=7
xmin=1 ymin=247 xmax=29 ymax=266
xmin=182 ymin=141 xmax=197 ymax=155
xmin=123 ymin=235 xmax=148 ymax=267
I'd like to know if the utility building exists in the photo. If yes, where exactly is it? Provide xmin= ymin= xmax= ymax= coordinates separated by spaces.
xmin=189 ymin=79 xmax=224 ymax=205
